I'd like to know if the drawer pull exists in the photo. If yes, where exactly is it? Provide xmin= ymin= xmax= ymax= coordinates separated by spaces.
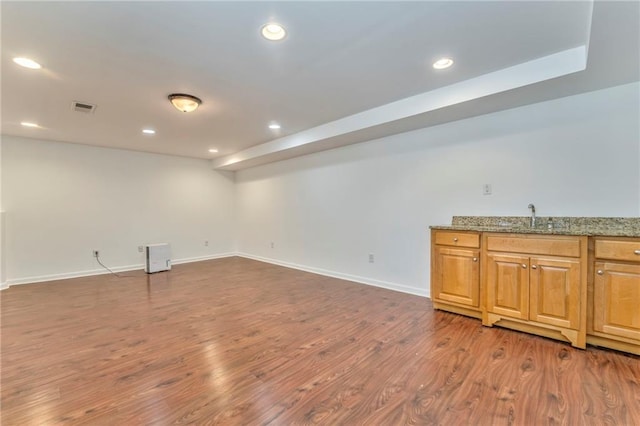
xmin=531 ymin=265 xmax=537 ymax=269
xmin=453 ymin=238 xmax=458 ymax=242
xmin=522 ymin=264 xmax=527 ymax=269
xmin=473 ymin=257 xmax=478 ymax=262
xmin=635 ymin=250 xmax=640 ymax=255
xmin=597 ymin=270 xmax=604 ymax=275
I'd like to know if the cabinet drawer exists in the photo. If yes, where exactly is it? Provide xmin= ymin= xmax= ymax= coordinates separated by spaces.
xmin=433 ymin=231 xmax=479 ymax=248
xmin=595 ymin=239 xmax=640 ymax=262
xmin=485 ymin=235 xmax=581 ymax=257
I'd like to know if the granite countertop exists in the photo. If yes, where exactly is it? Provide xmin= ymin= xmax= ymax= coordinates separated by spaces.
xmin=430 ymin=216 xmax=640 ymax=238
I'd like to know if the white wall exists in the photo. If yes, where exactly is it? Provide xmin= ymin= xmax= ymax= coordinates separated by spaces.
xmin=0 ymin=137 xmax=5 ymax=288
xmin=1 ymin=136 xmax=236 ymax=284
xmin=3 ymin=83 xmax=639 ymax=291
xmin=235 ymin=82 xmax=640 ymax=297
xmin=0 ymin=211 xmax=5 ymax=289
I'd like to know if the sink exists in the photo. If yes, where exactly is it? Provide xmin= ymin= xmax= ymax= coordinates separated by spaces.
xmin=531 ymin=218 xmax=569 ymax=231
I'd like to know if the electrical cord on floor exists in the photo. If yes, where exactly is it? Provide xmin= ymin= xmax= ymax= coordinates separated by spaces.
xmin=95 ymin=253 xmax=136 ymax=278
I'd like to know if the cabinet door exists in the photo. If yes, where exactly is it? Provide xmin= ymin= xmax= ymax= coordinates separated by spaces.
xmin=433 ymin=246 xmax=480 ymax=307
xmin=593 ymin=262 xmax=640 ymax=341
xmin=486 ymin=253 xmax=529 ymax=319
xmin=529 ymin=256 xmax=581 ymax=329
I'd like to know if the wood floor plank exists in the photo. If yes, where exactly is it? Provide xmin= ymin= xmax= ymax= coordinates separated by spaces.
xmin=2 ymin=257 xmax=639 ymax=425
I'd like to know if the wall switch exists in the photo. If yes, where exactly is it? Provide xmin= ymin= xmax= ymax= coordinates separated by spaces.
xmin=369 ymin=254 xmax=374 ymax=263
xmin=138 ymin=246 xmax=143 ymax=253
xmin=483 ymin=184 xmax=492 ymax=195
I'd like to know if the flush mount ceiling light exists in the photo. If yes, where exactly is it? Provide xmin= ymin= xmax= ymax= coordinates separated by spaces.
xmin=168 ymin=93 xmax=202 ymax=113
xmin=208 ymin=148 xmax=219 ymax=153
xmin=261 ymin=23 xmax=286 ymax=41
xmin=13 ymin=57 xmax=42 ymax=69
xmin=268 ymin=122 xmax=281 ymax=130
xmin=433 ymin=57 xmax=454 ymax=70
xmin=142 ymin=129 xmax=156 ymax=135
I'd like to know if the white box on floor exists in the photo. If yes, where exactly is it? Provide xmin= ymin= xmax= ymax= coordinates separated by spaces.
xmin=144 ymin=243 xmax=171 ymax=273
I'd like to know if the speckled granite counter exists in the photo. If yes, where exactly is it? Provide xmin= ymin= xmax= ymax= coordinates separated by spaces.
xmin=430 ymin=216 xmax=640 ymax=237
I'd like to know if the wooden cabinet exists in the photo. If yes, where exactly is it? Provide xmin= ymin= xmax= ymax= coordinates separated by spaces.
xmin=485 ymin=253 xmax=529 ymax=320
xmin=529 ymin=256 xmax=581 ymax=330
xmin=431 ymin=230 xmax=481 ymax=318
xmin=430 ymin=227 xmax=638 ymax=354
xmin=483 ymin=234 xmax=587 ymax=348
xmin=587 ymin=237 xmax=640 ymax=354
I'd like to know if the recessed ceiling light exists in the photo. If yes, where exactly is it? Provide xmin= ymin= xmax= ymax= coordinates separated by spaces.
xmin=142 ymin=129 xmax=156 ymax=135
xmin=13 ymin=57 xmax=42 ymax=69
xmin=261 ymin=23 xmax=286 ymax=41
xmin=208 ymin=148 xmax=219 ymax=153
xmin=268 ymin=123 xmax=281 ymax=130
xmin=433 ymin=57 xmax=454 ymax=70
xmin=21 ymin=121 xmax=40 ymax=128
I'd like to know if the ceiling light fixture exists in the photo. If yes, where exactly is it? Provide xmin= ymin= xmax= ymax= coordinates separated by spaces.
xmin=433 ymin=57 xmax=454 ymax=70
xmin=261 ymin=23 xmax=286 ymax=41
xmin=168 ymin=93 xmax=202 ymax=113
xmin=13 ymin=57 xmax=42 ymax=69
xmin=208 ymin=149 xmax=219 ymax=153
xmin=142 ymin=129 xmax=156 ymax=135
xmin=21 ymin=121 xmax=40 ymax=128
xmin=268 ymin=123 xmax=281 ymax=130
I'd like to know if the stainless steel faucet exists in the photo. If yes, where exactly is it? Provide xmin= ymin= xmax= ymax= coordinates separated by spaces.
xmin=528 ymin=203 xmax=536 ymax=228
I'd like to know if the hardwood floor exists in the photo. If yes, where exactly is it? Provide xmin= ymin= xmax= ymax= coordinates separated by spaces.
xmin=1 ymin=257 xmax=639 ymax=425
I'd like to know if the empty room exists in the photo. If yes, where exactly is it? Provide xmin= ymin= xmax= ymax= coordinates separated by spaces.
xmin=1 ymin=1 xmax=639 ymax=424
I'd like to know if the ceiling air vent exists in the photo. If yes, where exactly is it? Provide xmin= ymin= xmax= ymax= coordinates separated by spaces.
xmin=71 ymin=101 xmax=96 ymax=114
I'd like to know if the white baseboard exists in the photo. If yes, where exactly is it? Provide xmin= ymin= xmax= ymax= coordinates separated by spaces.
xmin=237 ymin=252 xmax=428 ymax=298
xmin=172 ymin=252 xmax=236 ymax=266
xmin=3 ymin=252 xmax=236 ymax=288
xmin=5 ymin=264 xmax=144 ymax=287
xmin=2 ymin=252 xmax=427 ymax=299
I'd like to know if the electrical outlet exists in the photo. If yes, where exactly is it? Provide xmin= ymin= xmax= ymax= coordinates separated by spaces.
xmin=483 ymin=184 xmax=492 ymax=195
xmin=93 ymin=250 xmax=99 ymax=258
xmin=204 ymin=240 xmax=209 ymax=247
xmin=369 ymin=254 xmax=374 ymax=263
xmin=138 ymin=246 xmax=143 ymax=253
xmin=270 ymin=242 xmax=275 ymax=249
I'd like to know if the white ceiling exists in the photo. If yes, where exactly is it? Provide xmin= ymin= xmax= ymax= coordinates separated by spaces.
xmin=2 ymin=1 xmax=638 ymax=170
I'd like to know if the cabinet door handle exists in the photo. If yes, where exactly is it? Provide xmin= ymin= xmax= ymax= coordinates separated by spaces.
xmin=597 ymin=270 xmax=604 ymax=275
xmin=453 ymin=238 xmax=459 ymax=242
xmin=473 ymin=257 xmax=478 ymax=262
xmin=522 ymin=264 xmax=527 ymax=269
xmin=634 ymin=250 xmax=640 ymax=255
xmin=531 ymin=265 xmax=537 ymax=269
